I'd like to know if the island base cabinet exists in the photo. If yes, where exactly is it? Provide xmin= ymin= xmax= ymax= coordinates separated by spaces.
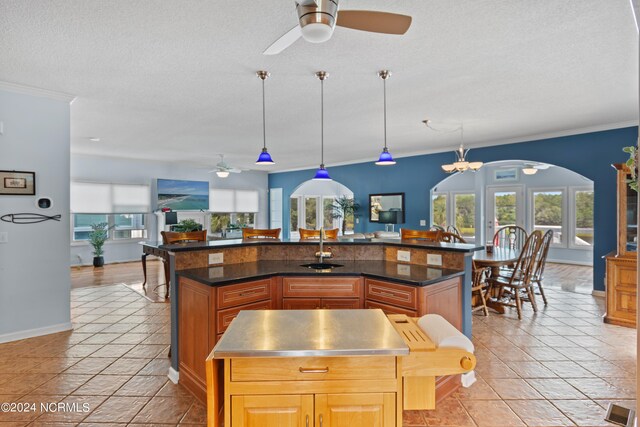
xmin=230 ymin=393 xmax=395 ymax=427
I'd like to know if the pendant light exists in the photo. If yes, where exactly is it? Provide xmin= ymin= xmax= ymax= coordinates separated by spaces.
xmin=439 ymin=124 xmax=483 ymax=173
xmin=255 ymin=70 xmax=275 ymax=165
xmin=312 ymin=71 xmax=332 ymax=180
xmin=375 ymin=70 xmax=396 ymax=165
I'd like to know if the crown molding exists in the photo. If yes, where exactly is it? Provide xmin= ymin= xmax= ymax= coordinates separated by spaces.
xmin=0 ymin=80 xmax=76 ymax=103
xmin=269 ymin=120 xmax=639 ymax=174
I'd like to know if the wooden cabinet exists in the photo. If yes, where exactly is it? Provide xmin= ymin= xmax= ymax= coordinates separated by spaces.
xmin=231 ymin=394 xmax=313 ymax=427
xmin=282 ymin=277 xmax=363 ymax=310
xmin=605 ymin=164 xmax=638 ymax=328
xmin=316 ymin=393 xmax=396 ymax=427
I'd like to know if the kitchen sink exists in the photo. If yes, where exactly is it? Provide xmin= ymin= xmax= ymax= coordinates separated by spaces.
xmin=300 ymin=262 xmax=344 ymax=270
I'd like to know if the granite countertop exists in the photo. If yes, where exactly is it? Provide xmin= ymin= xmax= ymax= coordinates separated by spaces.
xmin=177 ymin=259 xmax=465 ymax=287
xmin=142 ymin=237 xmax=483 ymax=254
xmin=212 ymin=309 xmax=409 ymax=358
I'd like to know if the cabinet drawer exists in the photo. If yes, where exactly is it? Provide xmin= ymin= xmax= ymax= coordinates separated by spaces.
xmin=217 ymin=300 xmax=273 ymax=334
xmin=365 ymin=279 xmax=417 ymax=310
xmin=282 ymin=277 xmax=361 ymax=298
xmin=217 ymin=279 xmax=272 ymax=309
xmin=322 ymin=298 xmax=361 ymax=309
xmin=282 ymin=298 xmax=322 ymax=310
xmin=231 ymin=356 xmax=396 ymax=381
xmin=365 ymin=300 xmax=417 ymax=317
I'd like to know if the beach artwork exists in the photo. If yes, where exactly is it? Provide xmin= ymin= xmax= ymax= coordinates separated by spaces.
xmin=157 ymin=179 xmax=209 ymax=211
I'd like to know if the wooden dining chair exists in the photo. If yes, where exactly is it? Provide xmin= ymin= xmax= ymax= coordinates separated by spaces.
xmin=241 ymin=228 xmax=281 ymax=239
xmin=493 ymin=225 xmax=528 ymax=251
xmin=472 ymin=261 xmax=491 ymax=316
xmin=401 ymin=229 xmax=442 ymax=241
xmin=160 ymin=230 xmax=208 ymax=299
xmin=488 ymin=230 xmax=542 ymax=319
xmin=530 ymin=229 xmax=553 ymax=305
xmin=439 ymin=232 xmax=467 ymax=243
xmin=298 ymin=228 xmax=339 ymax=239
xmin=446 ymin=225 xmax=462 ymax=236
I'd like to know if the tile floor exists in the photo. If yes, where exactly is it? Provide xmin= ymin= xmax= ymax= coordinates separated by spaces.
xmin=0 ymin=262 xmax=635 ymax=426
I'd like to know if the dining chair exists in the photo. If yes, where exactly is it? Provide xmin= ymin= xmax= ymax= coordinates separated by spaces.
xmin=241 ymin=228 xmax=281 ymax=239
xmin=472 ymin=261 xmax=491 ymax=316
xmin=446 ymin=225 xmax=462 ymax=236
xmin=488 ymin=230 xmax=542 ymax=319
xmin=430 ymin=225 xmax=445 ymax=232
xmin=401 ymin=229 xmax=442 ymax=241
xmin=439 ymin=232 xmax=467 ymax=243
xmin=298 ymin=228 xmax=339 ymax=239
xmin=493 ymin=225 xmax=528 ymax=251
xmin=160 ymin=230 xmax=208 ymax=299
xmin=530 ymin=229 xmax=553 ymax=305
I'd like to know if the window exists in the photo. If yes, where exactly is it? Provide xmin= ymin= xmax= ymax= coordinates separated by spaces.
xmin=290 ymin=197 xmax=299 ymax=232
xmin=454 ymin=193 xmax=475 ymax=241
xmin=72 ymin=214 xmax=147 ymax=241
xmin=532 ymin=190 xmax=564 ymax=245
xmin=495 ymin=191 xmax=517 ymax=228
xmin=304 ymin=196 xmax=318 ymax=229
xmin=431 ymin=193 xmax=448 ymax=228
xmin=210 ymin=213 xmax=255 ymax=233
xmin=323 ymin=197 xmax=336 ymax=229
xmin=573 ymin=189 xmax=594 ymax=247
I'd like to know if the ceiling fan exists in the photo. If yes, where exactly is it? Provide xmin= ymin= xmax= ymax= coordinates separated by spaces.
xmin=264 ymin=0 xmax=412 ymax=55
xmin=208 ymin=155 xmax=242 ymax=178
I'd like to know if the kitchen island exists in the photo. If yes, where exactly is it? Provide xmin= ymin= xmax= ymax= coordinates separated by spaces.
xmin=144 ymin=237 xmax=482 ymax=402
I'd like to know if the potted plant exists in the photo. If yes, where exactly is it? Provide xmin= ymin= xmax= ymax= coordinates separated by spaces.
xmin=623 ymin=145 xmax=638 ymax=192
xmin=89 ymin=222 xmax=110 ymax=267
xmin=174 ymin=218 xmax=202 ymax=232
xmin=331 ymin=196 xmax=360 ymax=235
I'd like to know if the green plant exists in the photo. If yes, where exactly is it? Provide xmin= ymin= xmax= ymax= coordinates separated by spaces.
xmin=174 ymin=218 xmax=201 ymax=232
xmin=89 ymin=222 xmax=109 ymax=257
xmin=331 ymin=196 xmax=360 ymax=234
xmin=623 ymin=145 xmax=638 ymax=192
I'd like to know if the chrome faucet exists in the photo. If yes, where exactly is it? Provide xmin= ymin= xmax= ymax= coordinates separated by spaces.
xmin=315 ymin=227 xmax=333 ymax=263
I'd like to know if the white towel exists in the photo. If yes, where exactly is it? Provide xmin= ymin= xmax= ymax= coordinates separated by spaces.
xmin=416 ymin=314 xmax=474 ymax=353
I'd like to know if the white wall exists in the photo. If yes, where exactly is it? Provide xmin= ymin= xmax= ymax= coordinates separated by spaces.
xmin=70 ymin=154 xmax=268 ymax=265
xmin=0 ymin=87 xmax=72 ymax=342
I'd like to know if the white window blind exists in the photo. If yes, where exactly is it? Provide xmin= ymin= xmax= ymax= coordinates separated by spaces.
xmin=210 ymin=189 xmax=259 ymax=213
xmin=71 ymin=182 xmax=150 ymax=213
xmin=210 ymin=189 xmax=235 ymax=213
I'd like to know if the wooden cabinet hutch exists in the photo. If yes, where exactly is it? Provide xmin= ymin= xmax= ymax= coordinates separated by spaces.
xmin=604 ymin=163 xmax=637 ymax=327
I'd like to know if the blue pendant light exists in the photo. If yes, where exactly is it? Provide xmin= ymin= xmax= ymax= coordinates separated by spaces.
xmin=255 ymin=71 xmax=275 ymax=165
xmin=312 ymin=71 xmax=332 ymax=181
xmin=375 ymin=70 xmax=396 ymax=166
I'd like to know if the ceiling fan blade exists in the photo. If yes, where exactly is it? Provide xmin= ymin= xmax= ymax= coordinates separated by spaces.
xmin=336 ymin=10 xmax=412 ymax=35
xmin=263 ymin=25 xmax=302 ymax=55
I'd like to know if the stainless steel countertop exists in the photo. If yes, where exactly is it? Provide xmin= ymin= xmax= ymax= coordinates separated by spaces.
xmin=212 ymin=309 xmax=409 ymax=358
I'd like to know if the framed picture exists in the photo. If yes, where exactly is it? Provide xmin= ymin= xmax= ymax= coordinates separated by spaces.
xmin=0 ymin=171 xmax=35 ymax=195
xmin=494 ymin=168 xmax=518 ymax=182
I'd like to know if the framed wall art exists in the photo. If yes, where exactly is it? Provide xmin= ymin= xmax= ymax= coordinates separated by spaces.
xmin=0 ymin=171 xmax=36 ymax=195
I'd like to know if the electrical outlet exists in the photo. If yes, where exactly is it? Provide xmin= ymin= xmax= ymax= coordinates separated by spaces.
xmin=209 ymin=253 xmax=224 ymax=264
xmin=397 ymin=250 xmax=411 ymax=262
xmin=420 ymin=220 xmax=426 ymax=226
xmin=355 ymin=218 xmax=359 ymax=224
xmin=427 ymin=254 xmax=442 ymax=266
xmin=0 ymin=232 xmax=8 ymax=243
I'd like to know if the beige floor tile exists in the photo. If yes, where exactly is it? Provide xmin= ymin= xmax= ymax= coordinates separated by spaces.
xmin=461 ymin=400 xmax=525 ymax=427
xmin=525 ymin=378 xmax=587 ymax=400
xmin=131 ymin=396 xmax=193 ymax=424
xmin=72 ymin=375 xmax=131 ymax=396
xmin=506 ymin=399 xmax=574 ymax=426
xmin=36 ymin=395 xmax=108 ymax=423
xmin=550 ymin=399 xmax=612 ymax=427
xmin=100 ymin=358 xmax=152 ymax=375
xmin=31 ymin=374 xmax=93 ymax=395
xmin=421 ymin=397 xmax=475 ymax=427
xmin=82 ymin=395 xmax=150 ymax=423
xmin=180 ymin=401 xmax=207 ymax=425
xmin=485 ymin=379 xmax=544 ymax=400
xmin=114 ymin=375 xmax=167 ymax=397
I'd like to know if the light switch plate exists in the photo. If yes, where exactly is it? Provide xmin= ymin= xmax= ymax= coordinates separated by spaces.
xmin=427 ymin=254 xmax=442 ymax=266
xmin=420 ymin=220 xmax=426 ymax=226
xmin=397 ymin=250 xmax=411 ymax=262
xmin=208 ymin=253 xmax=223 ymax=264
xmin=0 ymin=232 xmax=7 ymax=243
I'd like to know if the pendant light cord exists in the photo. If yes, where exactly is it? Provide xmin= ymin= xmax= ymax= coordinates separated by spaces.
xmin=262 ymin=77 xmax=267 ymax=150
xmin=383 ymin=77 xmax=387 ymax=150
xmin=321 ymin=77 xmax=324 ymax=166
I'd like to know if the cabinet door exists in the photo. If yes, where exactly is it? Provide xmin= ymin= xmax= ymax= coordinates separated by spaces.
xmin=283 ymin=298 xmax=322 ymax=310
xmin=315 ymin=393 xmax=395 ymax=427
xmin=231 ymin=394 xmax=313 ymax=427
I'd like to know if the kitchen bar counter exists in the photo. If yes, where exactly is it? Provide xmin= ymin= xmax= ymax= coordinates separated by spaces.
xmin=178 ymin=260 xmax=464 ymax=287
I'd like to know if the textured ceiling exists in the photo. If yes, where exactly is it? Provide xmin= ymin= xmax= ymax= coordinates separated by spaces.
xmin=0 ymin=0 xmax=638 ymax=172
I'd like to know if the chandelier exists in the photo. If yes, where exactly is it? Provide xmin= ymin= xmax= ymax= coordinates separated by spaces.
xmin=423 ymin=120 xmax=483 ymax=173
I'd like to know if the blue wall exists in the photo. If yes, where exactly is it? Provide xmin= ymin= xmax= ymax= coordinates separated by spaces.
xmin=269 ymin=127 xmax=639 ymax=292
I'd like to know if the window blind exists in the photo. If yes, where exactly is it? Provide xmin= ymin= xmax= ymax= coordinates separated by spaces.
xmin=71 ymin=181 xmax=150 ymax=213
xmin=210 ymin=189 xmax=259 ymax=213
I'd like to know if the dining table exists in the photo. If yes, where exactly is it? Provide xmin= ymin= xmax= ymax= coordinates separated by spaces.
xmin=473 ymin=247 xmax=521 ymax=314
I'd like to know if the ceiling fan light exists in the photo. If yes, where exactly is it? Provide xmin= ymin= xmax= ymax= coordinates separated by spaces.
xmin=375 ymin=147 xmax=396 ymax=165
xmin=522 ymin=167 xmax=538 ymax=175
xmin=255 ymin=148 xmax=275 ymax=165
xmin=312 ymin=165 xmax=332 ymax=181
xmin=469 ymin=161 xmax=483 ymax=171
xmin=442 ymin=164 xmax=456 ymax=173
xmin=216 ymin=170 xmax=230 ymax=178
xmin=301 ymin=23 xmax=334 ymax=43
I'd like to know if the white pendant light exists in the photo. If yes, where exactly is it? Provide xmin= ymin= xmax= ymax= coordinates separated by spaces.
xmin=439 ymin=124 xmax=483 ymax=173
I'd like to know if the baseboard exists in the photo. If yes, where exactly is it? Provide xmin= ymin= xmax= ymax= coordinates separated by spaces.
xmin=0 ymin=322 xmax=72 ymax=344
xmin=70 ymin=256 xmax=162 ymax=268
xmin=591 ymin=290 xmax=605 ymax=298
xmin=547 ymin=259 xmax=593 ymax=267
xmin=168 ymin=367 xmax=180 ymax=384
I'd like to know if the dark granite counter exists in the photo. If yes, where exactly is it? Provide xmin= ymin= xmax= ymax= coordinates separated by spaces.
xmin=177 ymin=260 xmax=464 ymax=287
xmin=143 ymin=237 xmax=482 ymax=254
